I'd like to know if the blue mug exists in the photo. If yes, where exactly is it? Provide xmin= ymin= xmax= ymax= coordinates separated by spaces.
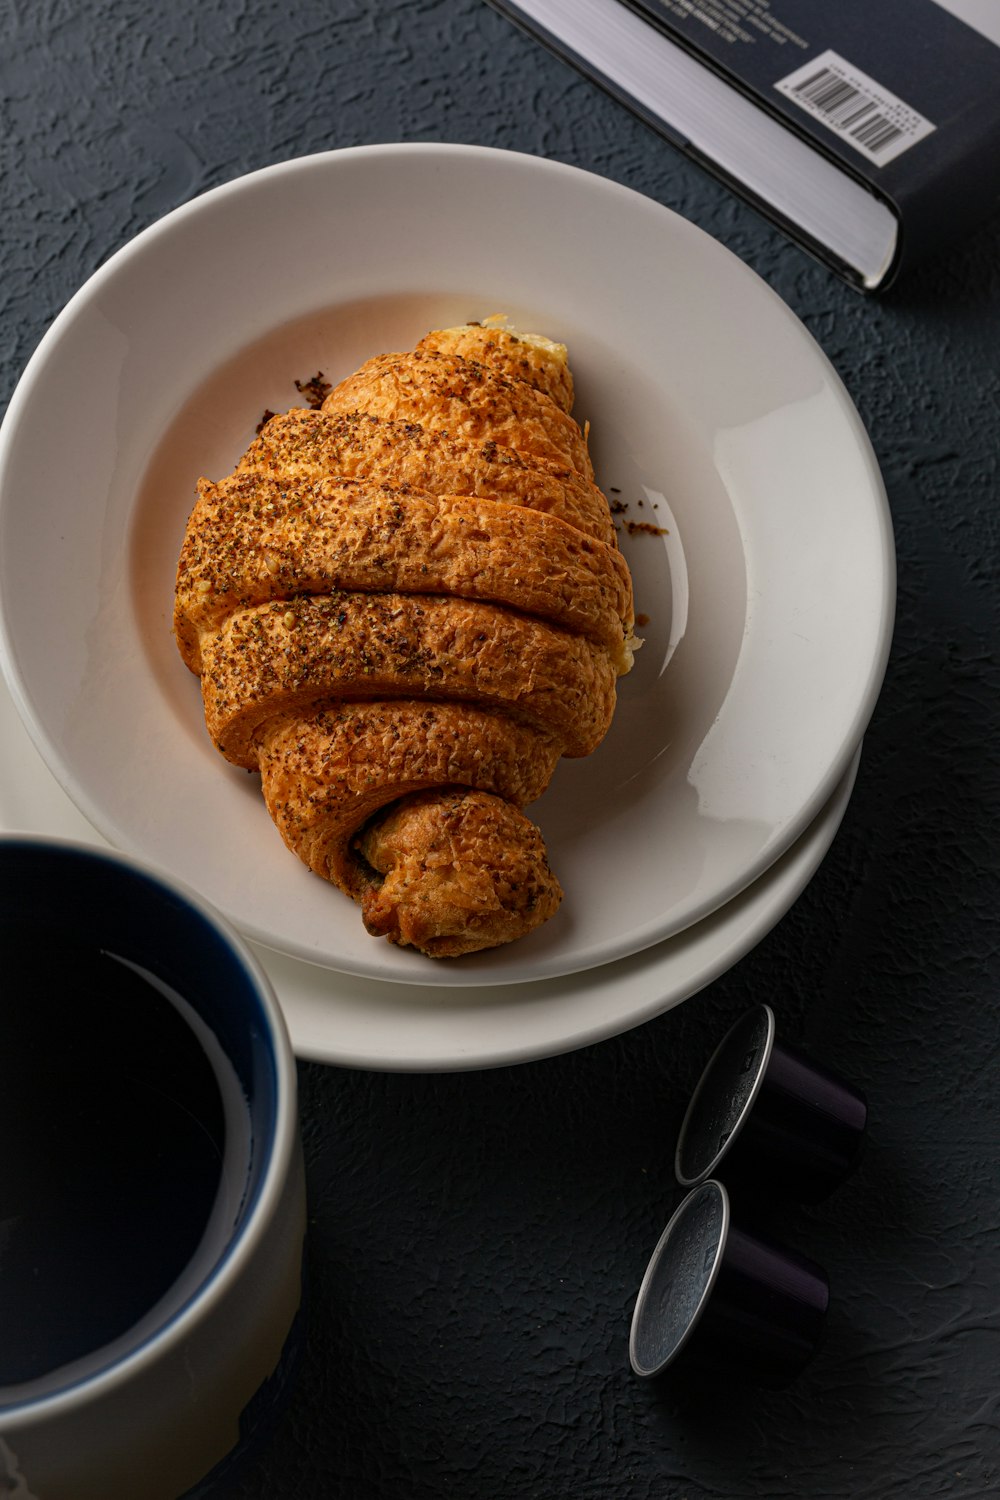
xmin=0 ymin=837 xmax=305 ymax=1498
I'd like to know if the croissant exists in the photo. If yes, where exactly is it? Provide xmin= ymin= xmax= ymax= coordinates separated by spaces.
xmin=174 ymin=320 xmax=637 ymax=957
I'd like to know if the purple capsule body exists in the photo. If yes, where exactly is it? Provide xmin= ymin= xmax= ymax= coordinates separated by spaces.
xmin=675 ymin=1004 xmax=867 ymax=1202
xmin=630 ymin=1181 xmax=829 ymax=1388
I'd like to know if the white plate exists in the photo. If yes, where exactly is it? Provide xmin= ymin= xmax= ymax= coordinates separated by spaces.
xmin=0 ymin=145 xmax=893 ymax=988
xmin=0 ymin=666 xmax=858 ymax=1069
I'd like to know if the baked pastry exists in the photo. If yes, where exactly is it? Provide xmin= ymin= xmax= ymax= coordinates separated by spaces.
xmin=174 ymin=320 xmax=636 ymax=957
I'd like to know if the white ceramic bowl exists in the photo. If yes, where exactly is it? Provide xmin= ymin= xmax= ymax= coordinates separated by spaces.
xmin=0 ymin=144 xmax=894 ymax=991
xmin=0 ymin=837 xmax=305 ymax=1500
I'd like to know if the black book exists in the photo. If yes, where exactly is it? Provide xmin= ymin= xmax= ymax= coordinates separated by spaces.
xmin=488 ymin=0 xmax=1000 ymax=290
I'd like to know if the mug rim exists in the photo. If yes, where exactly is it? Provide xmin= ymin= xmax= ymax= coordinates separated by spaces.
xmin=0 ymin=832 xmax=299 ymax=1425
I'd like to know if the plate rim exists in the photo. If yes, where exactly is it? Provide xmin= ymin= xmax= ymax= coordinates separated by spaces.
xmin=259 ymin=747 xmax=862 ymax=1071
xmin=0 ymin=660 xmax=860 ymax=1071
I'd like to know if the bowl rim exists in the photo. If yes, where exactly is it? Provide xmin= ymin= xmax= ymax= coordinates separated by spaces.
xmin=0 ymin=143 xmax=896 ymax=994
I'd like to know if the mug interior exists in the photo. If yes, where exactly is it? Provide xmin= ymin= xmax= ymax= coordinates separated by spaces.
xmin=0 ymin=838 xmax=280 ymax=1409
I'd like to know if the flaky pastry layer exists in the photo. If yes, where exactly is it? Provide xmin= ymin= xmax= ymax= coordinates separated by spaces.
xmin=175 ymin=319 xmax=635 ymax=957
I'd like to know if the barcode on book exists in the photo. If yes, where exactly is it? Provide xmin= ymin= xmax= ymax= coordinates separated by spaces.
xmin=775 ymin=49 xmax=935 ymax=167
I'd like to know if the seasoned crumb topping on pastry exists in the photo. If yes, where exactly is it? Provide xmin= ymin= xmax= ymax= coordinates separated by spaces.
xmin=174 ymin=320 xmax=636 ymax=958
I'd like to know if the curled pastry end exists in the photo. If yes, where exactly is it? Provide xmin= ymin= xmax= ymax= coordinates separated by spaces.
xmin=355 ymin=788 xmax=563 ymax=958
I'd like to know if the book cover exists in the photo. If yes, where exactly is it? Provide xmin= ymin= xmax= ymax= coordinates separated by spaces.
xmin=490 ymin=0 xmax=1000 ymax=288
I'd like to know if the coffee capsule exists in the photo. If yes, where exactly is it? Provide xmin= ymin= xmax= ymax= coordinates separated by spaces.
xmin=629 ymin=1180 xmax=829 ymax=1387
xmin=674 ymin=1004 xmax=867 ymax=1203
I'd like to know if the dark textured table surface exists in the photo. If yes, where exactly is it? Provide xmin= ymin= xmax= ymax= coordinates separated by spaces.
xmin=3 ymin=3 xmax=1000 ymax=1496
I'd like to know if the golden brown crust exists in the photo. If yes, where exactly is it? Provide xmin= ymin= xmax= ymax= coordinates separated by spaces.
xmin=355 ymin=788 xmax=563 ymax=958
xmin=237 ymin=408 xmax=617 ymax=544
xmin=175 ymin=320 xmax=633 ymax=957
xmin=322 ymin=350 xmax=593 ymax=477
xmin=200 ymin=591 xmax=618 ymax=768
xmin=414 ymin=324 xmax=574 ymax=412
xmin=174 ymin=471 xmax=633 ymax=673
xmin=256 ymin=701 xmax=561 ymax=898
